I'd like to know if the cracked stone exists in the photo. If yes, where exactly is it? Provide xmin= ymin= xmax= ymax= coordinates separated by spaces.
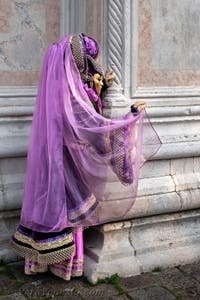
xmin=119 ymin=272 xmax=157 ymax=290
xmin=20 ymin=277 xmax=117 ymax=300
xmin=0 ymin=267 xmax=22 ymax=296
xmin=19 ymin=277 xmax=71 ymax=299
xmin=71 ymin=283 xmax=117 ymax=300
xmin=52 ymin=293 xmax=81 ymax=300
xmin=108 ymin=295 xmax=129 ymax=300
xmin=151 ymin=267 xmax=200 ymax=299
xmin=0 ymin=293 xmax=27 ymax=300
xmin=128 ymin=286 xmax=175 ymax=300
xmin=7 ymin=261 xmax=38 ymax=283
xmin=178 ymin=262 xmax=200 ymax=283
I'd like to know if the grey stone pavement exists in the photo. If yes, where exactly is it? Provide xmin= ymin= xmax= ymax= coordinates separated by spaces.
xmin=0 ymin=261 xmax=200 ymax=300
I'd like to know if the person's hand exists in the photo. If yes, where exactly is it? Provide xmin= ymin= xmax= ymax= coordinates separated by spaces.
xmin=104 ymin=70 xmax=115 ymax=87
xmin=134 ymin=101 xmax=147 ymax=111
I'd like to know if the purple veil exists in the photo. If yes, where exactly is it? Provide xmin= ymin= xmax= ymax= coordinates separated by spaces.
xmin=19 ymin=35 xmax=160 ymax=234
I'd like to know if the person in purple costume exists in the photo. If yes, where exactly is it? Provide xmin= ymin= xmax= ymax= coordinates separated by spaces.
xmin=11 ymin=34 xmax=160 ymax=280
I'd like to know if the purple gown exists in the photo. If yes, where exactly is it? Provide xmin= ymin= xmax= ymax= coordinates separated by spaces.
xmin=11 ymin=34 xmax=161 ymax=280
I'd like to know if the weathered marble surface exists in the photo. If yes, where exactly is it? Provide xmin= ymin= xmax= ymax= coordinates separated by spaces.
xmin=84 ymin=210 xmax=200 ymax=283
xmin=0 ymin=210 xmax=19 ymax=262
xmin=138 ymin=0 xmax=200 ymax=87
xmin=0 ymin=0 xmax=60 ymax=86
xmin=152 ymin=0 xmax=200 ymax=71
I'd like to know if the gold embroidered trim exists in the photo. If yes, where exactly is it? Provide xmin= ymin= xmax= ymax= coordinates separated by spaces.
xmin=72 ymin=270 xmax=83 ymax=277
xmin=49 ymin=266 xmax=70 ymax=281
xmin=49 ymin=266 xmax=83 ymax=281
xmin=14 ymin=231 xmax=73 ymax=251
xmin=25 ymin=262 xmax=48 ymax=274
xmin=68 ymin=193 xmax=96 ymax=221
xmin=11 ymin=240 xmax=75 ymax=265
xmin=104 ymin=120 xmax=112 ymax=153
xmin=71 ymin=35 xmax=85 ymax=73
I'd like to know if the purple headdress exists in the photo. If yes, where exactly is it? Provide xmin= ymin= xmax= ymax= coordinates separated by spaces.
xmin=81 ymin=33 xmax=99 ymax=58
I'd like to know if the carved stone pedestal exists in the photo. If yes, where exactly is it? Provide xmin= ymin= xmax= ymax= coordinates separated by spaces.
xmin=84 ymin=210 xmax=200 ymax=284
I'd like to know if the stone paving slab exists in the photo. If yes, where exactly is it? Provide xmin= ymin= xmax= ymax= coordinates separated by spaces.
xmin=0 ymin=293 xmax=27 ymax=300
xmin=178 ymin=261 xmax=200 ymax=283
xmin=152 ymin=267 xmax=200 ymax=299
xmin=0 ymin=280 xmax=21 ymax=297
xmin=0 ymin=261 xmax=200 ymax=300
xmin=106 ymin=296 xmax=129 ymax=300
xmin=119 ymin=272 xmax=157 ymax=291
xmin=20 ymin=280 xmax=118 ymax=300
xmin=7 ymin=262 xmax=35 ymax=283
xmin=128 ymin=286 xmax=176 ymax=300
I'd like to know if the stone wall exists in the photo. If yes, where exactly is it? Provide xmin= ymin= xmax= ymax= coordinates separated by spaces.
xmin=0 ymin=0 xmax=60 ymax=261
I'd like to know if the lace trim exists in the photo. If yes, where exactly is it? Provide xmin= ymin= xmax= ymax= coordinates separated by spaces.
xmin=14 ymin=231 xmax=73 ymax=251
xmin=11 ymin=240 xmax=75 ymax=265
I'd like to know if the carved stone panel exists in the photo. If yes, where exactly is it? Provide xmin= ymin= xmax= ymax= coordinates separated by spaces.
xmin=0 ymin=0 xmax=60 ymax=86
xmin=137 ymin=0 xmax=200 ymax=87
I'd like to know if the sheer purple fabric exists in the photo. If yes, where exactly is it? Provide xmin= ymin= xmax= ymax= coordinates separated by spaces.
xmin=20 ymin=35 xmax=161 ymax=233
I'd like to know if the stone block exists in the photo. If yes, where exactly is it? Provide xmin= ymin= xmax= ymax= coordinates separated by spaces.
xmin=127 ymin=192 xmax=181 ymax=218
xmin=178 ymin=261 xmax=200 ymax=282
xmin=179 ymin=189 xmax=200 ymax=210
xmin=194 ymin=157 xmax=200 ymax=172
xmin=0 ymin=157 xmax=25 ymax=211
xmin=139 ymin=159 xmax=170 ymax=179
xmin=96 ymin=191 xmax=181 ymax=223
xmin=137 ymin=176 xmax=175 ymax=196
xmin=128 ymin=286 xmax=175 ymax=300
xmin=151 ymin=267 xmax=200 ymax=299
xmin=170 ymin=157 xmax=195 ymax=174
xmin=84 ymin=210 xmax=200 ymax=284
xmin=173 ymin=172 xmax=200 ymax=192
xmin=155 ymin=140 xmax=200 ymax=160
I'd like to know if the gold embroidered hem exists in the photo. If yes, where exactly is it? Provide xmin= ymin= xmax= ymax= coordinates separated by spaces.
xmin=25 ymin=259 xmax=48 ymax=274
xmin=49 ymin=258 xmax=84 ymax=281
xmin=14 ymin=231 xmax=73 ymax=251
xmin=12 ymin=226 xmax=84 ymax=281
xmin=11 ymin=239 xmax=75 ymax=265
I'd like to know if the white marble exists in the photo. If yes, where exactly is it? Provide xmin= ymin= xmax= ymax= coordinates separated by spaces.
xmin=0 ymin=210 xmax=19 ymax=262
xmin=84 ymin=210 xmax=200 ymax=283
xmin=152 ymin=0 xmax=200 ymax=71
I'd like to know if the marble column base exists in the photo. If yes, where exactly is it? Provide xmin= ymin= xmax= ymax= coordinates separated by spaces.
xmin=84 ymin=209 xmax=200 ymax=284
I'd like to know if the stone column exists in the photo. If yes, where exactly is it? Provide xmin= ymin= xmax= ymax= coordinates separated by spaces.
xmin=102 ymin=0 xmax=132 ymax=115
